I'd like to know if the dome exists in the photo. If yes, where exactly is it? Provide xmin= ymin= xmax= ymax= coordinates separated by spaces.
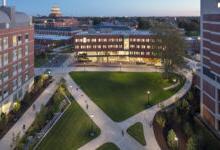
xmin=0 ymin=10 xmax=10 ymax=23
xmin=15 ymin=12 xmax=30 ymax=24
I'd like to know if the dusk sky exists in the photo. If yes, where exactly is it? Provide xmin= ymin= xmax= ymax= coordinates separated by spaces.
xmin=8 ymin=0 xmax=200 ymax=17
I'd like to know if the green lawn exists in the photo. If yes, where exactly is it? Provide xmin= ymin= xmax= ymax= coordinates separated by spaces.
xmin=97 ymin=143 xmax=120 ymax=150
xmin=36 ymin=100 xmax=100 ymax=150
xmin=127 ymin=122 xmax=146 ymax=145
xmin=70 ymin=72 xmax=183 ymax=121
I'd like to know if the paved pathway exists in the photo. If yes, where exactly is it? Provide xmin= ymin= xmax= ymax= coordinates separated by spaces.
xmin=35 ymin=66 xmax=162 ymax=76
xmin=0 ymin=77 xmax=61 ymax=150
xmin=64 ymin=68 xmax=192 ymax=150
xmin=0 ymin=65 xmax=193 ymax=150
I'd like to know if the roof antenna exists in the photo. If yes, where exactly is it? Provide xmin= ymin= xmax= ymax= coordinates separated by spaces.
xmin=2 ymin=0 xmax=7 ymax=6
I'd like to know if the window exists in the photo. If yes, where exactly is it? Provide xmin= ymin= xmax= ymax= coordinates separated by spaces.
xmin=3 ymin=37 xmax=8 ymax=50
xmin=13 ymin=50 xmax=17 ymax=61
xmin=0 ymin=55 xmax=2 ymax=67
xmin=25 ymin=45 xmax=29 ymax=56
xmin=18 ymin=48 xmax=22 ymax=59
xmin=203 ymin=67 xmax=216 ymax=80
xmin=0 ymin=38 xmax=2 ymax=51
xmin=2 ymin=69 xmax=8 ymax=82
xmin=18 ymin=75 xmax=22 ymax=87
xmin=12 ymin=35 xmax=17 ymax=47
xmin=13 ymin=79 xmax=17 ymax=91
xmin=13 ymin=64 xmax=17 ymax=76
xmin=17 ymin=35 xmax=22 ymax=45
xmin=25 ymin=33 xmax=29 ymax=43
xmin=3 ymin=53 xmax=8 ymax=66
xmin=25 ymin=58 xmax=29 ymax=69
xmin=218 ymin=2 xmax=220 ymax=8
xmin=25 ymin=72 xmax=29 ymax=81
xmin=18 ymin=62 xmax=22 ymax=73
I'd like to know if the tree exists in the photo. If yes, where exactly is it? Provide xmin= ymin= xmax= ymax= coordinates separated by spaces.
xmin=167 ymin=129 xmax=178 ymax=150
xmin=34 ymin=105 xmax=47 ymax=129
xmin=187 ymin=136 xmax=198 ymax=150
xmin=155 ymin=113 xmax=166 ymax=128
xmin=151 ymin=22 xmax=186 ymax=78
xmin=12 ymin=100 xmax=21 ymax=113
xmin=138 ymin=17 xmax=151 ymax=30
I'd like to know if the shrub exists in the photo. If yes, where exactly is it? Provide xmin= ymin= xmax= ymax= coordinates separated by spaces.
xmin=155 ymin=113 xmax=166 ymax=128
xmin=13 ymin=100 xmax=21 ymax=113
xmin=167 ymin=129 xmax=178 ymax=150
xmin=183 ymin=122 xmax=193 ymax=137
xmin=187 ymin=136 xmax=198 ymax=150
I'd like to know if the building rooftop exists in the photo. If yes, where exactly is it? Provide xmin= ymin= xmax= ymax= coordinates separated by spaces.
xmin=76 ymin=30 xmax=153 ymax=36
xmin=35 ymin=34 xmax=72 ymax=41
xmin=0 ymin=6 xmax=31 ymax=29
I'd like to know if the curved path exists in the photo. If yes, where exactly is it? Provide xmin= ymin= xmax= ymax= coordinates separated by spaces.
xmin=64 ymin=68 xmax=192 ymax=150
xmin=0 ymin=66 xmax=192 ymax=150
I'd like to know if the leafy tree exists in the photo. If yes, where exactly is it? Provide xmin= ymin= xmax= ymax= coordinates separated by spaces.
xmin=138 ymin=17 xmax=151 ymax=30
xmin=167 ymin=129 xmax=178 ymax=150
xmin=151 ymin=22 xmax=186 ymax=78
xmin=187 ymin=91 xmax=194 ymax=101
xmin=187 ymin=136 xmax=198 ymax=150
xmin=34 ymin=105 xmax=47 ymax=129
xmin=155 ymin=113 xmax=166 ymax=128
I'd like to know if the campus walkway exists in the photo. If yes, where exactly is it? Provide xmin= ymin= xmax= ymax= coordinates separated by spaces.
xmin=0 ymin=77 xmax=61 ymax=150
xmin=0 ymin=65 xmax=193 ymax=150
xmin=64 ymin=68 xmax=192 ymax=150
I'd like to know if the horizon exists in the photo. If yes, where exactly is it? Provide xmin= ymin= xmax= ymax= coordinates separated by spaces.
xmin=8 ymin=0 xmax=200 ymax=17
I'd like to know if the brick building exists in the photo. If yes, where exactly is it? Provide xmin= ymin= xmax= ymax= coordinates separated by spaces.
xmin=73 ymin=30 xmax=162 ymax=65
xmin=196 ymin=0 xmax=220 ymax=133
xmin=0 ymin=2 xmax=34 ymax=113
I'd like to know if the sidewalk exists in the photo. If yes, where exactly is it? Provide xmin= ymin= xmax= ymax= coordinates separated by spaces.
xmin=0 ymin=77 xmax=60 ymax=150
xmin=65 ymin=69 xmax=192 ymax=150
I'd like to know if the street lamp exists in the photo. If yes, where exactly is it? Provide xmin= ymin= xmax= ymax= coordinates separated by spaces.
xmin=173 ymin=78 xmax=177 ymax=83
xmin=90 ymin=114 xmax=95 ymax=137
xmin=174 ymin=137 xmax=178 ymax=148
xmin=147 ymin=90 xmax=151 ymax=105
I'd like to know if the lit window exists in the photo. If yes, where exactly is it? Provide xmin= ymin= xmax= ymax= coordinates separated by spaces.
xmin=218 ymin=2 xmax=220 ymax=8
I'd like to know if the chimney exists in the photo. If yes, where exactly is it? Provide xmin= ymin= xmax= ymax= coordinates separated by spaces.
xmin=2 ymin=0 xmax=6 ymax=6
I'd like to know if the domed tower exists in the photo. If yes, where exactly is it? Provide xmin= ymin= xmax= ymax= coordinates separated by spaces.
xmin=49 ymin=5 xmax=62 ymax=17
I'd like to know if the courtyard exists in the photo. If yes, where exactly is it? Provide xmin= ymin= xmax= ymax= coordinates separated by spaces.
xmin=70 ymin=72 xmax=184 ymax=121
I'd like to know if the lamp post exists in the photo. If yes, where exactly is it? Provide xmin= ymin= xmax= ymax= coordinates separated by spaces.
xmin=84 ymin=62 xmax=86 ymax=72
xmin=147 ymin=90 xmax=151 ymax=105
xmin=90 ymin=114 xmax=95 ymax=137
xmin=120 ymin=62 xmax=122 ymax=72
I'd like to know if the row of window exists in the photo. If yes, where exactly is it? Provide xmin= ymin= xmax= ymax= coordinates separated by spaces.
xmin=75 ymin=37 xmax=161 ymax=43
xmin=0 ymin=33 xmax=29 ymax=51
xmin=0 ymin=72 xmax=29 ymax=102
xmin=0 ymin=59 xmax=30 ymax=84
xmin=203 ymin=67 xmax=220 ymax=84
xmin=0 ymin=45 xmax=29 ymax=68
xmin=75 ymin=44 xmax=162 ymax=50
xmin=75 ymin=38 xmax=124 ymax=43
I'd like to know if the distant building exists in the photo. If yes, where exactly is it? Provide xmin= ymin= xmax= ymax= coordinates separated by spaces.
xmin=49 ymin=5 xmax=62 ymax=18
xmin=0 ymin=2 xmax=34 ymax=113
xmin=33 ymin=5 xmax=80 ymax=54
xmin=73 ymin=29 xmax=162 ymax=65
xmin=195 ymin=0 xmax=220 ymax=134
